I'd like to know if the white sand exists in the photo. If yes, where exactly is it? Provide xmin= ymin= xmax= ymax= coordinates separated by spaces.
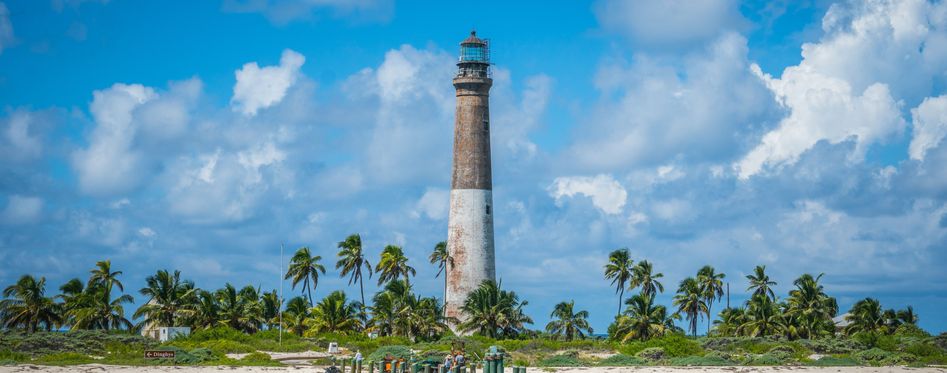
xmin=1 ymin=366 xmax=945 ymax=373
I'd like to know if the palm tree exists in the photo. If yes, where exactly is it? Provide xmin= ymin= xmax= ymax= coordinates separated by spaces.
xmin=697 ymin=265 xmax=725 ymax=335
xmin=739 ymin=294 xmax=783 ymax=337
xmin=216 ymin=283 xmax=251 ymax=331
xmin=370 ymin=279 xmax=414 ymax=338
xmin=285 ymin=247 xmax=326 ymax=305
xmin=611 ymin=293 xmax=680 ymax=341
xmin=458 ymin=280 xmax=532 ymax=338
xmin=673 ymin=277 xmax=707 ymax=336
xmin=134 ymin=269 xmax=196 ymax=328
xmin=306 ymin=290 xmax=360 ymax=335
xmin=57 ymin=278 xmax=85 ymax=327
xmin=784 ymin=273 xmax=837 ymax=339
xmin=897 ymin=306 xmax=918 ymax=325
xmin=746 ymin=265 xmax=777 ymax=300
xmin=844 ymin=298 xmax=885 ymax=335
xmin=283 ymin=296 xmax=310 ymax=336
xmin=1 ymin=275 xmax=61 ymax=332
xmin=337 ymin=233 xmax=373 ymax=319
xmin=713 ymin=307 xmax=745 ymax=337
xmin=88 ymin=260 xmax=124 ymax=303
xmin=238 ymin=285 xmax=265 ymax=333
xmin=261 ymin=290 xmax=280 ymax=329
xmin=67 ymin=283 xmax=134 ymax=330
xmin=630 ymin=260 xmax=664 ymax=298
xmin=377 ymin=245 xmax=416 ymax=286
xmin=604 ymin=248 xmax=634 ymax=317
xmin=429 ymin=241 xmax=452 ymax=312
xmin=187 ymin=289 xmax=219 ymax=330
xmin=412 ymin=297 xmax=453 ymax=342
xmin=545 ymin=300 xmax=593 ymax=341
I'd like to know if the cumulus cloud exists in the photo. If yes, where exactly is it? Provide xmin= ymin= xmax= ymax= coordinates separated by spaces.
xmin=548 ymin=174 xmax=627 ymax=215
xmin=231 ymin=49 xmax=305 ymax=117
xmin=414 ymin=188 xmax=449 ymax=220
xmin=0 ymin=2 xmax=13 ymax=55
xmin=909 ymin=95 xmax=947 ymax=161
xmin=72 ymin=83 xmax=156 ymax=196
xmin=0 ymin=195 xmax=42 ymax=224
xmin=1 ymin=110 xmax=42 ymax=161
xmin=736 ymin=0 xmax=947 ymax=178
xmin=570 ymin=33 xmax=776 ymax=170
xmin=593 ymin=0 xmax=746 ymax=49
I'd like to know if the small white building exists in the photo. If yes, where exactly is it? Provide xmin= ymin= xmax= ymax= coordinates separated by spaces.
xmin=142 ymin=326 xmax=191 ymax=342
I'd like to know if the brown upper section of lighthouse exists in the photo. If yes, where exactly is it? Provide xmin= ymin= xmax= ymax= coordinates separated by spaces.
xmin=451 ymin=76 xmax=493 ymax=190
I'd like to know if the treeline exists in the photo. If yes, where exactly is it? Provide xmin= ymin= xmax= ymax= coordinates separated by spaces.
xmin=0 ymin=238 xmax=926 ymax=344
xmin=603 ymin=248 xmax=921 ymax=342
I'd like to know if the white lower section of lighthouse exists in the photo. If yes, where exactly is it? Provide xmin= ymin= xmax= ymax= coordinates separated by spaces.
xmin=445 ymin=188 xmax=496 ymax=328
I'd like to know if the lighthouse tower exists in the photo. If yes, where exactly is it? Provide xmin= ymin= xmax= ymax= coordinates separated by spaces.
xmin=445 ymin=30 xmax=495 ymax=331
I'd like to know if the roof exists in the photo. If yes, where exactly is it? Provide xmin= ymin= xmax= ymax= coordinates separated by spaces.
xmin=461 ymin=30 xmax=486 ymax=45
xmin=833 ymin=313 xmax=852 ymax=327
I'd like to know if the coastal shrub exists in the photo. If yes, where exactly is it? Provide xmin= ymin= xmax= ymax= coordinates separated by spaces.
xmin=0 ymin=330 xmax=155 ymax=356
xmin=746 ymin=348 xmax=794 ymax=366
xmin=798 ymin=338 xmax=863 ymax=354
xmin=853 ymin=347 xmax=917 ymax=366
xmin=34 ymin=352 xmax=95 ymax=365
xmin=241 ymin=351 xmax=276 ymax=364
xmin=905 ymin=342 xmax=943 ymax=357
xmin=368 ymin=345 xmax=413 ymax=361
xmin=169 ymin=339 xmax=256 ymax=354
xmin=667 ymin=356 xmax=731 ymax=366
xmin=894 ymin=324 xmax=930 ymax=338
xmin=805 ymin=356 xmax=859 ymax=366
xmin=187 ymin=327 xmax=252 ymax=343
xmin=933 ymin=333 xmax=947 ymax=350
xmin=597 ymin=354 xmax=645 ymax=366
xmin=537 ymin=353 xmax=583 ymax=367
xmin=0 ymin=350 xmax=28 ymax=363
xmin=619 ymin=334 xmax=701 ymax=357
xmin=634 ymin=347 xmax=665 ymax=361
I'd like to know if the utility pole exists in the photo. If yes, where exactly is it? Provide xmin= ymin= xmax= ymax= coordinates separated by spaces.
xmin=279 ymin=243 xmax=283 ymax=347
xmin=726 ymin=282 xmax=730 ymax=309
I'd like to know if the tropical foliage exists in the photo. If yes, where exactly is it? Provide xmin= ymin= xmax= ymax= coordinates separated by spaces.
xmin=545 ymin=300 xmax=593 ymax=341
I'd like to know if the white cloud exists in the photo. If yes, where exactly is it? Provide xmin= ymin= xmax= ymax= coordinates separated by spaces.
xmin=571 ymin=33 xmax=776 ymax=170
xmin=548 ymin=174 xmax=627 ymax=215
xmin=2 ymin=110 xmax=42 ymax=161
xmin=231 ymin=49 xmax=305 ymax=117
xmin=0 ymin=195 xmax=42 ymax=224
xmin=593 ymin=0 xmax=745 ymax=49
xmin=138 ymin=227 xmax=156 ymax=237
xmin=736 ymin=0 xmax=947 ymax=178
xmin=71 ymin=83 xmax=156 ymax=195
xmin=0 ymin=2 xmax=13 ymax=55
xmin=909 ymin=95 xmax=947 ymax=161
xmin=221 ymin=0 xmax=393 ymax=25
xmin=414 ymin=187 xmax=449 ymax=220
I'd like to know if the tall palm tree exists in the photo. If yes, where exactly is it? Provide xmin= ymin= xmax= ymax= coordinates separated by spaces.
xmin=57 ymin=278 xmax=85 ymax=327
xmin=429 ymin=241 xmax=452 ymax=311
xmin=673 ymin=277 xmax=707 ymax=336
xmin=306 ymin=290 xmax=360 ymax=335
xmin=545 ymin=300 xmax=593 ymax=341
xmin=261 ymin=290 xmax=281 ymax=329
xmin=746 ymin=265 xmax=777 ymax=300
xmin=844 ymin=297 xmax=885 ymax=335
xmin=611 ymin=293 xmax=680 ymax=341
xmin=897 ymin=306 xmax=918 ymax=325
xmin=630 ymin=260 xmax=664 ymax=298
xmin=282 ymin=296 xmax=310 ymax=336
xmin=604 ymin=248 xmax=634 ymax=317
xmin=216 ymin=283 xmax=250 ymax=331
xmin=412 ymin=296 xmax=453 ymax=342
xmin=134 ymin=269 xmax=196 ymax=328
xmin=739 ymin=294 xmax=783 ymax=337
xmin=187 ymin=289 xmax=219 ymax=330
xmin=377 ymin=245 xmax=416 ymax=286
xmin=88 ymin=260 xmax=124 ymax=303
xmin=459 ymin=280 xmax=532 ymax=338
xmin=1 ymin=275 xmax=61 ymax=332
xmin=285 ymin=247 xmax=326 ymax=305
xmin=337 ymin=233 xmax=373 ymax=319
xmin=67 ymin=283 xmax=134 ymax=331
xmin=697 ymin=265 xmax=725 ymax=335
xmin=784 ymin=273 xmax=837 ymax=339
xmin=237 ymin=285 xmax=265 ymax=333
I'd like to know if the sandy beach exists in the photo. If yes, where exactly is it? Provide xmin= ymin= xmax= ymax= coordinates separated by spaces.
xmin=1 ymin=366 xmax=945 ymax=373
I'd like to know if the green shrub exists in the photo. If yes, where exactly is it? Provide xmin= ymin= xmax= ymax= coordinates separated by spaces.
xmin=34 ymin=352 xmax=94 ymax=365
xmin=0 ymin=349 xmax=28 ymax=363
xmin=186 ymin=327 xmax=252 ymax=343
xmin=853 ymin=347 xmax=916 ymax=366
xmin=798 ymin=338 xmax=863 ymax=354
xmin=367 ymin=345 xmax=413 ymax=361
xmin=894 ymin=324 xmax=930 ymax=338
xmin=668 ymin=356 xmax=732 ymax=366
xmin=242 ymin=352 xmax=273 ymax=362
xmin=619 ymin=334 xmax=701 ymax=357
xmin=905 ymin=342 xmax=943 ymax=357
xmin=805 ymin=356 xmax=859 ymax=366
xmin=537 ymin=354 xmax=583 ymax=367
xmin=635 ymin=347 xmax=665 ymax=361
xmin=597 ymin=354 xmax=646 ymax=366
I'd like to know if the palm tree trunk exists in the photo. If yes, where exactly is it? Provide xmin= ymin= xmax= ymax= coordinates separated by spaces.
xmin=707 ymin=300 xmax=713 ymax=335
xmin=358 ymin=271 xmax=366 ymax=322
xmin=617 ymin=287 xmax=624 ymax=317
xmin=306 ymin=279 xmax=313 ymax=305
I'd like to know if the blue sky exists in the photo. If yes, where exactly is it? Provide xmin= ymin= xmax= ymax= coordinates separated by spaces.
xmin=1 ymin=0 xmax=946 ymax=335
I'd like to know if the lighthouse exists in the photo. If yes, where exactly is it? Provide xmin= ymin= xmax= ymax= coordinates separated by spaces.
xmin=445 ymin=30 xmax=496 ymax=331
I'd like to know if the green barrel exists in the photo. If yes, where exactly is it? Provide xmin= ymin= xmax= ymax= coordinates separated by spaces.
xmin=496 ymin=357 xmax=503 ymax=373
xmin=424 ymin=365 xmax=432 ymax=373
